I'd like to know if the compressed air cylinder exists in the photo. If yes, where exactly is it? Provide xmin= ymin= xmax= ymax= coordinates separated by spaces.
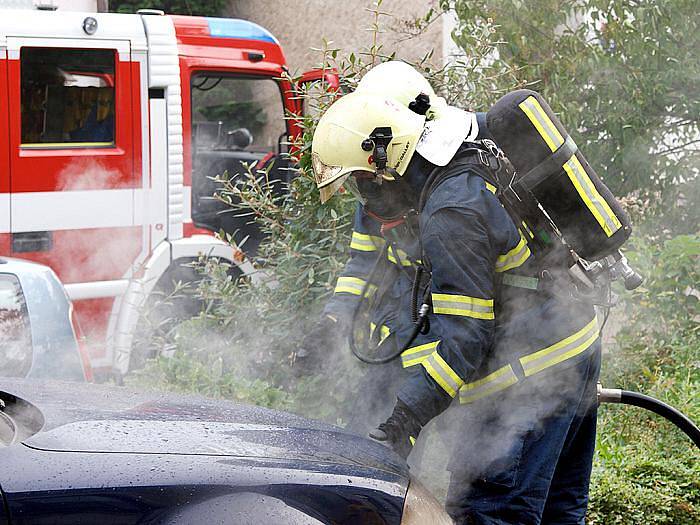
xmin=486 ymin=89 xmax=631 ymax=260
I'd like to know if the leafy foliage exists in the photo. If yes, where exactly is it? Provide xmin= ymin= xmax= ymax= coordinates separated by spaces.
xmin=444 ymin=0 xmax=700 ymax=195
xmin=589 ymin=227 xmax=700 ymax=523
xmin=110 ymin=0 xmax=226 ymax=16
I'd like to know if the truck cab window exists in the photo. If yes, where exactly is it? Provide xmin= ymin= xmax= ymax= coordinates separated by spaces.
xmin=0 ymin=274 xmax=32 ymax=377
xmin=190 ymin=74 xmax=287 ymax=252
xmin=20 ymin=47 xmax=116 ymax=147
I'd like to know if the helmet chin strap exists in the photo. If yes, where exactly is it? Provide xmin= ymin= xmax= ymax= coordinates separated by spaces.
xmin=362 ymin=126 xmax=394 ymax=183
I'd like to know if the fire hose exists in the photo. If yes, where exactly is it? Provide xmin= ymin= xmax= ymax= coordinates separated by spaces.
xmin=598 ymin=384 xmax=700 ymax=450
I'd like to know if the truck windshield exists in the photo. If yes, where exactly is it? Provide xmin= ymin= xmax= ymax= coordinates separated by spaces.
xmin=0 ymin=274 xmax=32 ymax=377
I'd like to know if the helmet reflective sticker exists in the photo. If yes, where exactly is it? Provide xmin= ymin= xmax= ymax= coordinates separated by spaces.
xmin=311 ymin=151 xmax=343 ymax=188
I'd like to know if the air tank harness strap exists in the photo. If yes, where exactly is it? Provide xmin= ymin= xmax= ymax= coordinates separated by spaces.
xmin=519 ymin=135 xmax=578 ymax=192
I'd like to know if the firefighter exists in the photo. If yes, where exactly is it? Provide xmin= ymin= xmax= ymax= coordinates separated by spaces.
xmin=293 ymin=62 xmax=485 ymax=435
xmin=310 ymin=87 xmax=602 ymax=524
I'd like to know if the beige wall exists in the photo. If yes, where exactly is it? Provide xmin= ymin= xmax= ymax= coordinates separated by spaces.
xmin=226 ymin=0 xmax=445 ymax=74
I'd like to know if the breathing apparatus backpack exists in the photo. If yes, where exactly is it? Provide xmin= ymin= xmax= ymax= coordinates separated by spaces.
xmin=482 ymin=89 xmax=642 ymax=294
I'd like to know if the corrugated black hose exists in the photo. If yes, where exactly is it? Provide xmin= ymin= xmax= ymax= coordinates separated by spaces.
xmin=598 ymin=385 xmax=700 ymax=450
xmin=349 ymin=250 xmax=431 ymax=365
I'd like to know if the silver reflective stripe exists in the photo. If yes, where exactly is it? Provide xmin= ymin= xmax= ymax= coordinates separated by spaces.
xmin=562 ymin=156 xmax=622 ymax=237
xmin=334 ymin=276 xmax=376 ymax=297
xmin=501 ymin=273 xmax=539 ymax=290
xmin=432 ymin=293 xmax=494 ymax=320
xmin=350 ymin=231 xmax=385 ymax=252
xmin=520 ymin=317 xmax=599 ymax=376
xmin=401 ymin=340 xmax=439 ymax=368
xmin=422 ymin=351 xmax=464 ymax=398
xmin=459 ymin=365 xmax=519 ymax=404
xmin=495 ymin=236 xmax=531 ymax=273
xmin=519 ymin=96 xmax=565 ymax=152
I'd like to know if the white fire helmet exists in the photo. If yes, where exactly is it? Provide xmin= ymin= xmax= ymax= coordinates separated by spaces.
xmin=355 ymin=60 xmax=448 ymax=119
xmin=311 ymin=91 xmax=426 ymax=203
xmin=356 ymin=60 xmax=479 ymax=168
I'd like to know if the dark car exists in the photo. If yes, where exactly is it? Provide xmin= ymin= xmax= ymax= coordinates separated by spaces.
xmin=0 ymin=379 xmax=452 ymax=524
xmin=0 ymin=257 xmax=91 ymax=382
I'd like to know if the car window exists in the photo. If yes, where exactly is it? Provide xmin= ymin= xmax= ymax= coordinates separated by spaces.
xmin=0 ymin=274 xmax=33 ymax=377
xmin=20 ymin=47 xmax=116 ymax=147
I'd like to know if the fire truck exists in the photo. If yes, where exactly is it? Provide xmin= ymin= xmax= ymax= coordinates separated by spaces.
xmin=0 ymin=9 xmax=331 ymax=378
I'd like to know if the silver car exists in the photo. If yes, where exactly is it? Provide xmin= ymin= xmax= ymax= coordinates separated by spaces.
xmin=0 ymin=257 xmax=89 ymax=382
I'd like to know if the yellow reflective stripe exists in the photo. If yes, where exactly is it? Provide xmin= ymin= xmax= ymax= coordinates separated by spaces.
xmin=520 ymin=317 xmax=599 ymax=376
xmin=334 ymin=276 xmax=376 ymax=296
xmin=519 ymin=96 xmax=565 ymax=152
xmin=485 ymin=181 xmax=497 ymax=194
xmin=459 ymin=365 xmax=519 ymax=404
xmin=521 ymin=221 xmax=535 ymax=240
xmin=401 ymin=340 xmax=440 ymax=368
xmin=495 ymin=236 xmax=531 ymax=273
xmin=432 ymin=293 xmax=494 ymax=320
xmin=422 ymin=351 xmax=464 ymax=398
xmin=369 ymin=322 xmax=391 ymax=344
xmin=409 ymin=436 xmax=416 ymax=446
xmin=387 ymin=246 xmax=413 ymax=267
xmin=350 ymin=231 xmax=385 ymax=252
xmin=21 ymin=141 xmax=115 ymax=148
xmin=562 ymin=155 xmax=622 ymax=237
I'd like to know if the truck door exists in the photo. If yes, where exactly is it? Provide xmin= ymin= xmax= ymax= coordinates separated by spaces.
xmin=187 ymin=72 xmax=289 ymax=253
xmin=6 ymin=38 xmax=140 ymax=354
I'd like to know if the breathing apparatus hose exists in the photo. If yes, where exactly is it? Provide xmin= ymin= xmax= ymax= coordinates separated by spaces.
xmin=598 ymin=385 xmax=700 ymax=450
xmin=349 ymin=245 xmax=431 ymax=365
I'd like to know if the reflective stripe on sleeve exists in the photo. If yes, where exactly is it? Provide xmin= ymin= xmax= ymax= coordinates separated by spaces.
xmin=495 ymin=236 xmax=531 ymax=273
xmin=350 ymin=231 xmax=385 ymax=252
xmin=334 ymin=276 xmax=376 ymax=297
xmin=485 ymin=181 xmax=497 ymax=194
xmin=459 ymin=365 xmax=518 ymax=404
xmin=562 ymin=155 xmax=622 ymax=237
xmin=432 ymin=293 xmax=494 ymax=320
xmin=519 ymin=96 xmax=565 ymax=152
xmin=520 ymin=317 xmax=599 ymax=376
xmin=422 ymin=350 xmax=465 ymax=398
xmin=401 ymin=340 xmax=440 ymax=368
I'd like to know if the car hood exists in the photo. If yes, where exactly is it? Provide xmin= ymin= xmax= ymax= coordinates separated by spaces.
xmin=1 ymin=379 xmax=407 ymax=477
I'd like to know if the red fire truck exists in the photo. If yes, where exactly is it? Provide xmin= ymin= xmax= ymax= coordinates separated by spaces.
xmin=0 ymin=9 xmax=331 ymax=378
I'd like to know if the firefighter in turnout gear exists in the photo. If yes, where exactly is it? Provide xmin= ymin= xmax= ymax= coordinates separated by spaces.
xmin=310 ymin=66 xmax=603 ymax=524
xmin=295 ymin=62 xmax=486 ymax=433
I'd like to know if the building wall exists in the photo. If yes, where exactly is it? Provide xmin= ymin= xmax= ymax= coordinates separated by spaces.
xmin=0 ymin=0 xmax=100 ymax=10
xmin=225 ymin=0 xmax=445 ymax=74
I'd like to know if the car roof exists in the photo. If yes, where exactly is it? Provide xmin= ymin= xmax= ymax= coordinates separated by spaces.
xmin=0 ymin=256 xmax=55 ymax=275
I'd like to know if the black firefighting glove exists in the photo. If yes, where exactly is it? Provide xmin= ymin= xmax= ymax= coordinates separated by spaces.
xmin=369 ymin=399 xmax=422 ymax=459
xmin=292 ymin=314 xmax=346 ymax=377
